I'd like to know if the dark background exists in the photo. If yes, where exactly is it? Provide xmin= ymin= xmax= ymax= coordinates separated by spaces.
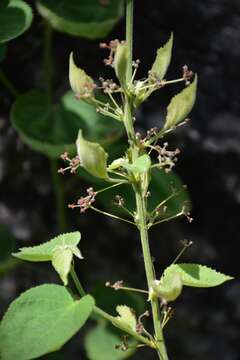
xmin=0 ymin=1 xmax=239 ymax=359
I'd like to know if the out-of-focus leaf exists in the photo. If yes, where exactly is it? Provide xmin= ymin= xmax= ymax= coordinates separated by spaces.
xmin=0 ymin=44 xmax=7 ymax=61
xmin=0 ymin=0 xmax=33 ymax=43
xmin=11 ymin=90 xmax=122 ymax=158
xmin=37 ymin=0 xmax=124 ymax=39
xmin=85 ymin=325 xmax=136 ymax=360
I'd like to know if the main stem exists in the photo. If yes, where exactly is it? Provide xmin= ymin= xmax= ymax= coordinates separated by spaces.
xmin=125 ymin=1 xmax=168 ymax=359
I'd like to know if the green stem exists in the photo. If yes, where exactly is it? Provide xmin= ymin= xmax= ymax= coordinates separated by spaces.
xmin=125 ymin=1 xmax=168 ymax=359
xmin=0 ymin=70 xmax=18 ymax=97
xmin=70 ymin=267 xmax=155 ymax=349
xmin=50 ymin=159 xmax=68 ymax=232
xmin=126 ymin=0 xmax=133 ymax=83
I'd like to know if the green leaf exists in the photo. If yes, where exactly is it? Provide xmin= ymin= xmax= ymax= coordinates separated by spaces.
xmin=150 ymin=33 xmax=173 ymax=80
xmin=76 ymin=130 xmax=109 ymax=179
xmin=0 ymin=285 xmax=94 ymax=360
xmin=85 ymin=325 xmax=136 ymax=360
xmin=63 ymin=91 xmax=123 ymax=146
xmin=36 ymin=0 xmax=124 ymax=39
xmin=13 ymin=231 xmax=81 ymax=262
xmin=52 ymin=244 xmax=83 ymax=286
xmin=114 ymin=42 xmax=128 ymax=88
xmin=164 ymin=263 xmax=233 ymax=288
xmin=0 ymin=0 xmax=33 ymax=44
xmin=69 ymin=52 xmax=95 ymax=99
xmin=0 ymin=1 xmax=10 ymax=8
xmin=11 ymin=90 xmax=122 ymax=158
xmin=122 ymin=154 xmax=151 ymax=175
xmin=164 ymin=75 xmax=197 ymax=130
xmin=115 ymin=305 xmax=136 ymax=331
xmin=152 ymin=272 xmax=183 ymax=302
xmin=0 ymin=44 xmax=7 ymax=62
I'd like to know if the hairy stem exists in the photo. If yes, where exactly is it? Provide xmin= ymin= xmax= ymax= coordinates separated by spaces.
xmin=125 ymin=1 xmax=168 ymax=359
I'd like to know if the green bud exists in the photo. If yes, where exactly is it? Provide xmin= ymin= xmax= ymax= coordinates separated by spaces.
xmin=69 ymin=52 xmax=95 ymax=99
xmin=114 ymin=42 xmax=128 ymax=88
xmin=151 ymin=272 xmax=183 ymax=302
xmin=52 ymin=244 xmax=83 ymax=286
xmin=164 ymin=75 xmax=198 ymax=130
xmin=76 ymin=130 xmax=109 ymax=179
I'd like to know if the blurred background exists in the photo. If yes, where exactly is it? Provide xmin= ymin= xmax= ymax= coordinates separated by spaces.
xmin=0 ymin=0 xmax=239 ymax=359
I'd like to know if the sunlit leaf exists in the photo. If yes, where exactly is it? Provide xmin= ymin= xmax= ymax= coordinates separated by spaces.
xmin=164 ymin=263 xmax=233 ymax=288
xmin=164 ymin=75 xmax=197 ymax=130
xmin=13 ymin=232 xmax=81 ymax=262
xmin=0 ymin=285 xmax=94 ymax=360
xmin=150 ymin=33 xmax=173 ymax=80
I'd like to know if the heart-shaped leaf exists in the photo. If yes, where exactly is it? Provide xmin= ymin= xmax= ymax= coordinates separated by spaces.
xmin=11 ymin=90 xmax=123 ymax=158
xmin=164 ymin=75 xmax=197 ymax=130
xmin=37 ymin=0 xmax=124 ymax=39
xmin=0 ymin=0 xmax=33 ymax=43
xmin=0 ymin=285 xmax=94 ymax=360
xmin=163 ymin=263 xmax=233 ymax=288
xmin=13 ymin=231 xmax=81 ymax=262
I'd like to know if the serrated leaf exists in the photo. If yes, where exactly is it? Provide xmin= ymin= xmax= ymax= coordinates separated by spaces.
xmin=84 ymin=325 xmax=136 ymax=360
xmin=36 ymin=0 xmax=124 ymax=39
xmin=150 ymin=33 xmax=173 ymax=80
xmin=0 ymin=0 xmax=33 ymax=43
xmin=122 ymin=154 xmax=151 ymax=175
xmin=13 ymin=232 xmax=81 ymax=262
xmin=114 ymin=42 xmax=128 ymax=88
xmin=0 ymin=285 xmax=94 ymax=360
xmin=164 ymin=75 xmax=197 ymax=130
xmin=164 ymin=263 xmax=233 ymax=288
xmin=69 ymin=52 xmax=95 ymax=99
xmin=116 ymin=305 xmax=137 ymax=331
xmin=76 ymin=130 xmax=109 ymax=179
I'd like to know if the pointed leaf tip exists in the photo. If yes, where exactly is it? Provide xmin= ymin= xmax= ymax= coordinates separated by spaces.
xmin=164 ymin=75 xmax=197 ymax=130
xmin=12 ymin=232 xmax=81 ymax=262
xmin=150 ymin=33 xmax=174 ymax=81
xmin=69 ymin=52 xmax=95 ymax=99
xmin=164 ymin=263 xmax=233 ymax=288
xmin=76 ymin=130 xmax=109 ymax=179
